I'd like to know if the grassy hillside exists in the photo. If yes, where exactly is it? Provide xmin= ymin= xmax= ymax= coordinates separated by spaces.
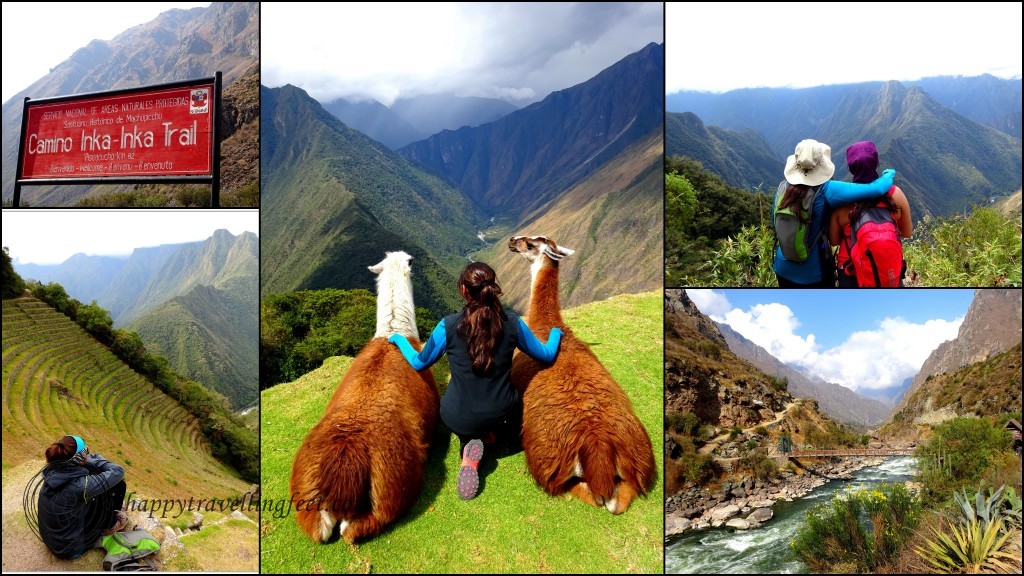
xmin=477 ymin=130 xmax=663 ymax=311
xmin=260 ymin=292 xmax=663 ymax=573
xmin=1 ymin=296 xmax=255 ymax=571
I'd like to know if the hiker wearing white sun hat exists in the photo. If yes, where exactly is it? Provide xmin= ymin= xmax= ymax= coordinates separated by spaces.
xmin=771 ymin=139 xmax=896 ymax=287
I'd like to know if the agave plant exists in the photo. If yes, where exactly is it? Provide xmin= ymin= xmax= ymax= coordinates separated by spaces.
xmin=952 ymin=483 xmax=1005 ymax=527
xmin=1003 ymin=486 xmax=1022 ymax=529
xmin=915 ymin=517 xmax=1018 ymax=574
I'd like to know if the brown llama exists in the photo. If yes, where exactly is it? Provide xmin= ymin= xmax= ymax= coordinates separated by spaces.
xmin=507 ymin=235 xmax=655 ymax=514
xmin=290 ymin=251 xmax=439 ymax=543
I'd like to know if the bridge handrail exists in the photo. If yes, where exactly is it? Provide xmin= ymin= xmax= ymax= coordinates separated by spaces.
xmin=788 ymin=448 xmax=915 ymax=457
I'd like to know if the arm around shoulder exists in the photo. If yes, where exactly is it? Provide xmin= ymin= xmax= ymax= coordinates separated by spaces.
xmin=388 ymin=320 xmax=446 ymax=371
xmin=824 ymin=169 xmax=896 ymax=205
xmin=516 ymin=318 xmax=562 ymax=363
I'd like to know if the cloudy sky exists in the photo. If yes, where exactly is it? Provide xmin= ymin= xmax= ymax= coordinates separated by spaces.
xmin=2 ymin=210 xmax=257 ymax=265
xmin=667 ymin=2 xmax=1022 ymax=93
xmin=686 ymin=289 xmax=973 ymax=395
xmin=262 ymin=2 xmax=663 ymax=105
xmin=1 ymin=2 xmax=211 ymax=103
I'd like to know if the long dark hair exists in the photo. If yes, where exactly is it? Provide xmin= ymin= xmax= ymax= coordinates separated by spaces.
xmin=45 ymin=436 xmax=76 ymax=463
xmin=457 ymin=262 xmax=507 ymax=376
xmin=850 ymin=193 xmax=899 ymax=222
xmin=779 ymin=184 xmax=811 ymax=224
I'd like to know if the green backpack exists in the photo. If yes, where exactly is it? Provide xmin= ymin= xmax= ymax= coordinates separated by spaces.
xmin=773 ymin=181 xmax=822 ymax=262
xmin=99 ymin=529 xmax=160 ymax=571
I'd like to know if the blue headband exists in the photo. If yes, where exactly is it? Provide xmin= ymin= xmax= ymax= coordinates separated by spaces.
xmin=71 ymin=435 xmax=86 ymax=454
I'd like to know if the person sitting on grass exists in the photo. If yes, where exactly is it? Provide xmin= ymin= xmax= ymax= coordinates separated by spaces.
xmin=388 ymin=262 xmax=562 ymax=500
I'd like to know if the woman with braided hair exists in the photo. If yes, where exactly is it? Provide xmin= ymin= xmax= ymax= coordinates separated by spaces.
xmin=389 ymin=262 xmax=563 ymax=500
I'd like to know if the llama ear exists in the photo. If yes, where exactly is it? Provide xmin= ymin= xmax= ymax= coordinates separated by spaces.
xmin=543 ymin=245 xmax=575 ymax=260
xmin=368 ymin=263 xmax=383 ymax=274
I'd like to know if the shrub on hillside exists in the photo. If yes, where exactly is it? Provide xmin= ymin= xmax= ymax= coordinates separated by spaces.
xmin=904 ymin=206 xmax=1021 ymax=287
xmin=793 ymin=483 xmax=921 ymax=572
xmin=916 ymin=416 xmax=1014 ymax=506
xmin=2 ymin=246 xmax=26 ymax=298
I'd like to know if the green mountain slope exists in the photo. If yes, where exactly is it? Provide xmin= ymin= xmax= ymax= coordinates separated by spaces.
xmin=116 ymin=229 xmax=257 ymax=324
xmin=259 ymin=83 xmax=486 ymax=315
xmin=260 ymin=291 xmax=663 ymax=573
xmin=666 ymin=111 xmax=780 ymax=191
xmin=667 ymin=80 xmax=1022 ymax=218
xmin=127 ymin=283 xmax=257 ymax=409
xmin=821 ymin=82 xmax=1022 ymax=217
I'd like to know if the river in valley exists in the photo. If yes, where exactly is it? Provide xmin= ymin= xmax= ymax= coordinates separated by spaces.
xmin=665 ymin=457 xmax=917 ymax=574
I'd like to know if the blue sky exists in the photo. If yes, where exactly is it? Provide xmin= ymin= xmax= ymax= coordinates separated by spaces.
xmin=687 ymin=289 xmax=972 ymax=395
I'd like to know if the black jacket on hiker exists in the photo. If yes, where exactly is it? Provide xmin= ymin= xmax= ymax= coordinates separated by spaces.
xmin=38 ymin=453 xmax=126 ymax=558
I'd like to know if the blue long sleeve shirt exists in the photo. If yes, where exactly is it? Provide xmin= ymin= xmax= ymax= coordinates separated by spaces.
xmin=772 ymin=172 xmax=895 ymax=284
xmin=390 ymin=317 xmax=561 ymax=370
xmin=389 ymin=314 xmax=562 ymax=436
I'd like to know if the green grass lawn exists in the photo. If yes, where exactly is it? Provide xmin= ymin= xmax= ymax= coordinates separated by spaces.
xmin=260 ymin=291 xmax=664 ymax=573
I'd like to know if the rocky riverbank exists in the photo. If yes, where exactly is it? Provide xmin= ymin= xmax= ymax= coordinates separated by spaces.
xmin=665 ymin=457 xmax=884 ymax=537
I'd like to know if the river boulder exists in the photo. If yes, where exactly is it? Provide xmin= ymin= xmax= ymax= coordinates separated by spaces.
xmin=710 ymin=504 xmax=741 ymax=522
xmin=725 ymin=518 xmax=751 ymax=530
xmin=666 ymin=515 xmax=691 ymax=537
xmin=747 ymin=508 xmax=773 ymax=523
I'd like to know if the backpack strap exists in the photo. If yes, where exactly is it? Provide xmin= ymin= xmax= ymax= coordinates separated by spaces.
xmin=865 ymin=250 xmax=883 ymax=287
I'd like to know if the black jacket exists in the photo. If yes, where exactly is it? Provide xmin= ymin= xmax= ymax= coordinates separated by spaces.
xmin=38 ymin=453 xmax=124 ymax=558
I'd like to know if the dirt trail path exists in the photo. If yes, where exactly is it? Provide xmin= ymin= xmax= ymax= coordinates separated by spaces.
xmin=698 ymin=401 xmax=798 ymax=456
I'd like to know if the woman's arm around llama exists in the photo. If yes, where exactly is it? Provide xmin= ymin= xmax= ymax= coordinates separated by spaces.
xmin=389 ymin=318 xmax=563 ymax=370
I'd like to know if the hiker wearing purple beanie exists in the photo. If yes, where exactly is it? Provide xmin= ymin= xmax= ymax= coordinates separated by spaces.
xmin=771 ymin=139 xmax=896 ymax=287
xmin=829 ymin=141 xmax=913 ymax=287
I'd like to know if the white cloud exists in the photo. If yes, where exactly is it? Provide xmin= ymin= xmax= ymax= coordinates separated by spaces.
xmin=685 ymin=289 xmax=732 ymax=320
xmin=721 ymin=303 xmax=819 ymax=366
xmin=262 ymin=2 xmax=663 ymax=105
xmin=720 ymin=302 xmax=964 ymax=393
xmin=813 ymin=317 xmax=963 ymax=392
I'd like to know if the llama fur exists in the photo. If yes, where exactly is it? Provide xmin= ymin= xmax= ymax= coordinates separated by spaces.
xmin=508 ymin=236 xmax=656 ymax=514
xmin=290 ymin=251 xmax=439 ymax=543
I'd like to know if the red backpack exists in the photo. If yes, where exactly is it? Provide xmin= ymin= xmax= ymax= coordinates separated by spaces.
xmin=845 ymin=194 xmax=903 ymax=287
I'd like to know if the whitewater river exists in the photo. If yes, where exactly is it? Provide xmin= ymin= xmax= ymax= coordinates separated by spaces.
xmin=665 ymin=457 xmax=917 ymax=574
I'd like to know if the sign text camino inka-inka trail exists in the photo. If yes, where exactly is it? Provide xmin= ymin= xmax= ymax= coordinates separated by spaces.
xmin=13 ymin=75 xmax=222 ymax=207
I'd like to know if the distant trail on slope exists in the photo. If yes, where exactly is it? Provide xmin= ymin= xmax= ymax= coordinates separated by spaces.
xmin=698 ymin=401 xmax=798 ymax=456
